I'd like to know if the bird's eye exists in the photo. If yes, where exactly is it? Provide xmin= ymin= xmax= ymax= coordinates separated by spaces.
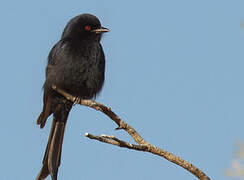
xmin=84 ymin=25 xmax=91 ymax=31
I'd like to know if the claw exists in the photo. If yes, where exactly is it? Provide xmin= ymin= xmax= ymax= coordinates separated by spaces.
xmin=73 ymin=97 xmax=82 ymax=105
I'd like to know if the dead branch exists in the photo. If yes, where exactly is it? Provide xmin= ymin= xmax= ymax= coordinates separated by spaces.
xmin=52 ymin=85 xmax=211 ymax=180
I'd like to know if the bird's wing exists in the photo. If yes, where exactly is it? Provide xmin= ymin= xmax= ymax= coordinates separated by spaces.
xmin=46 ymin=39 xmax=69 ymax=77
xmin=37 ymin=39 xmax=69 ymax=128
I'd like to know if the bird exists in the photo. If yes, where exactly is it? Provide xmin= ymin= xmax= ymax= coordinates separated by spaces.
xmin=36 ymin=14 xmax=109 ymax=180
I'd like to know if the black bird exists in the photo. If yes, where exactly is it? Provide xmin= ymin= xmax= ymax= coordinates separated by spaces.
xmin=36 ymin=14 xmax=109 ymax=180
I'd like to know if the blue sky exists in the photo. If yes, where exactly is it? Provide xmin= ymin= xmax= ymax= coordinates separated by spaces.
xmin=0 ymin=0 xmax=244 ymax=179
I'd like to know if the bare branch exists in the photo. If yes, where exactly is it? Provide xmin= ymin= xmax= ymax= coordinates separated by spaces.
xmin=52 ymin=85 xmax=211 ymax=180
xmin=85 ymin=133 xmax=148 ymax=151
xmin=52 ymin=85 xmax=148 ymax=145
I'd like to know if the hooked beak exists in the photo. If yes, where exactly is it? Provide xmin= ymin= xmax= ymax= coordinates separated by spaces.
xmin=91 ymin=27 xmax=109 ymax=34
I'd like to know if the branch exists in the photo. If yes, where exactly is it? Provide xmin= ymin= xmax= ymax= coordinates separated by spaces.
xmin=52 ymin=85 xmax=211 ymax=180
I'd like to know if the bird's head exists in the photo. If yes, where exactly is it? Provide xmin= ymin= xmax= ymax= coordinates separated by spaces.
xmin=61 ymin=14 xmax=109 ymax=41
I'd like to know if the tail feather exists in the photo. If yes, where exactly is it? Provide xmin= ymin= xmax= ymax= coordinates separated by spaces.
xmin=36 ymin=117 xmax=68 ymax=180
xmin=37 ymin=95 xmax=52 ymax=128
xmin=36 ymin=98 xmax=72 ymax=180
xmin=48 ymin=121 xmax=66 ymax=179
xmin=36 ymin=119 xmax=56 ymax=180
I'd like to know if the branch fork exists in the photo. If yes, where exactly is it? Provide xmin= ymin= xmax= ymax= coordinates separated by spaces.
xmin=52 ymin=85 xmax=210 ymax=180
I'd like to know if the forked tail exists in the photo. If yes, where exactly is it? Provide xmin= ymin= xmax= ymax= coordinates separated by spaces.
xmin=36 ymin=99 xmax=72 ymax=180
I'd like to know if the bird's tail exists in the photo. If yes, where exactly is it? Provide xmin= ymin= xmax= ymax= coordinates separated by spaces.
xmin=36 ymin=99 xmax=72 ymax=180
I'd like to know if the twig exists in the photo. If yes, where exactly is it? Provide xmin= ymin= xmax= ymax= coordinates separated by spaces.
xmin=52 ymin=85 xmax=211 ymax=180
xmin=85 ymin=133 xmax=148 ymax=151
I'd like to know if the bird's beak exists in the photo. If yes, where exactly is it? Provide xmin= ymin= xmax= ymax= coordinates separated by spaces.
xmin=92 ymin=27 xmax=109 ymax=34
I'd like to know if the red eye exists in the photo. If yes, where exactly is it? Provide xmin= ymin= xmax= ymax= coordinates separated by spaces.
xmin=84 ymin=25 xmax=91 ymax=31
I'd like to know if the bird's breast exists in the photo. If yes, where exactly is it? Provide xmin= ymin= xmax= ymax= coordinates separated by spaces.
xmin=63 ymin=49 xmax=104 ymax=98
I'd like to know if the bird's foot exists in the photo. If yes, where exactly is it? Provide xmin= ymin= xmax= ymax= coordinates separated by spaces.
xmin=73 ymin=96 xmax=82 ymax=105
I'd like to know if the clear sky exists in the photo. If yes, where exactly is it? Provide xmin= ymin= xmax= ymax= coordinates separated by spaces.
xmin=0 ymin=0 xmax=244 ymax=180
